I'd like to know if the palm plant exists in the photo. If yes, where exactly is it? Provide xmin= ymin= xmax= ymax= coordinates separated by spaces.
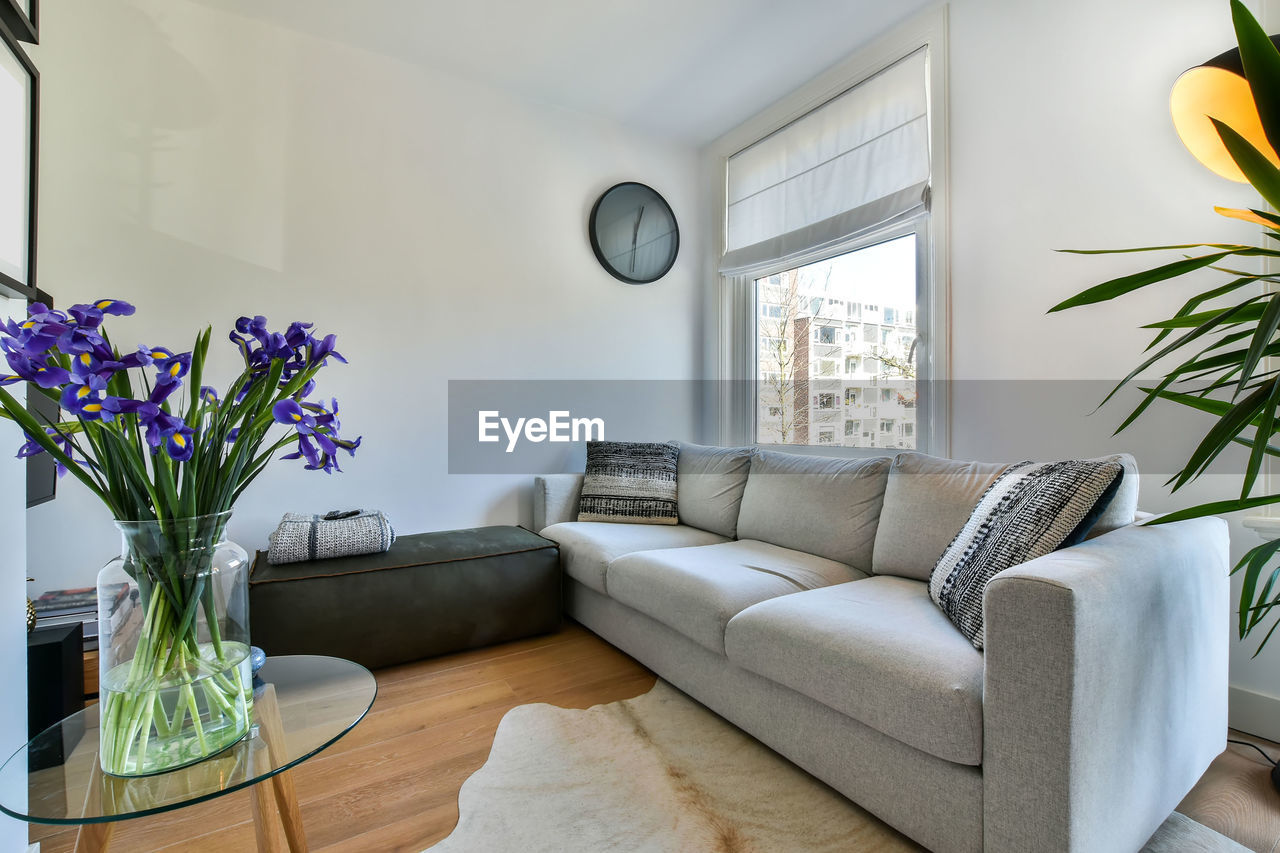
xmin=1051 ymin=0 xmax=1280 ymax=653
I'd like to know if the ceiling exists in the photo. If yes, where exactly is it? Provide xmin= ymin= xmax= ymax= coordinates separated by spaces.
xmin=189 ymin=0 xmax=933 ymax=145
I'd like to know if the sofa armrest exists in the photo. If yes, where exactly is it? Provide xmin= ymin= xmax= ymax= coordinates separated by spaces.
xmin=982 ymin=517 xmax=1229 ymax=853
xmin=533 ymin=474 xmax=584 ymax=532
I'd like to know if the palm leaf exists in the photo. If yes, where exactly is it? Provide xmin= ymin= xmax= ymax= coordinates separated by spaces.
xmin=1214 ymin=120 xmax=1280 ymax=210
xmin=1232 ymin=0 xmax=1280 ymax=156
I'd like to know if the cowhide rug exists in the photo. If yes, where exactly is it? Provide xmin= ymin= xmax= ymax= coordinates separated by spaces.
xmin=427 ymin=681 xmax=1246 ymax=853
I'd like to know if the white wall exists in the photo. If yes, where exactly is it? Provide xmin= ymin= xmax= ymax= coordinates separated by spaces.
xmin=0 ymin=297 xmax=28 ymax=849
xmin=943 ymin=0 xmax=1280 ymax=736
xmin=24 ymin=1 xmax=703 ymax=592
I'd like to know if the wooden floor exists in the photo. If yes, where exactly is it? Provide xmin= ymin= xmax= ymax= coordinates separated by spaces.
xmin=29 ymin=623 xmax=1280 ymax=852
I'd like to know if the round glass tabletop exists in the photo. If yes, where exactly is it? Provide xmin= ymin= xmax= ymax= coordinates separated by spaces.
xmin=0 ymin=655 xmax=376 ymax=825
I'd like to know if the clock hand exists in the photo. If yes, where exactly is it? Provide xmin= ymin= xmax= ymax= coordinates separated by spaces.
xmin=630 ymin=205 xmax=645 ymax=275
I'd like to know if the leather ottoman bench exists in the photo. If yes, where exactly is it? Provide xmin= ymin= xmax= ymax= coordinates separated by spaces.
xmin=248 ymin=525 xmax=560 ymax=669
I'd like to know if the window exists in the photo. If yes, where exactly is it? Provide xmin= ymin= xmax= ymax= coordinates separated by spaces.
xmin=716 ymin=16 xmax=948 ymax=453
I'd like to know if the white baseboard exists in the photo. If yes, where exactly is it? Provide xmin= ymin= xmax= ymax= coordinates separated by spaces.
xmin=1229 ymin=684 xmax=1280 ymax=741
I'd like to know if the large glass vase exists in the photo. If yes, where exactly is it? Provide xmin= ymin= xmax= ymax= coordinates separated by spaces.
xmin=96 ymin=511 xmax=252 ymax=777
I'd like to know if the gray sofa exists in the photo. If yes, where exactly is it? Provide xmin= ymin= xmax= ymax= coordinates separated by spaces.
xmin=532 ymin=444 xmax=1229 ymax=853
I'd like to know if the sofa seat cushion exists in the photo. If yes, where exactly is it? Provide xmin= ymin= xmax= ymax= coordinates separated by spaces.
xmin=607 ymin=540 xmax=866 ymax=655
xmin=725 ymin=576 xmax=985 ymax=765
xmin=538 ymin=521 xmax=727 ymax=595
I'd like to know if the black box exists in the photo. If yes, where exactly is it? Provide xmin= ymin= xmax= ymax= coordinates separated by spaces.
xmin=249 ymin=525 xmax=561 ymax=670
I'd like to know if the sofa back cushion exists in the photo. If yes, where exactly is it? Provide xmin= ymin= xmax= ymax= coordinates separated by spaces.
xmin=871 ymin=451 xmax=1141 ymax=580
xmin=676 ymin=442 xmax=753 ymax=538
xmin=736 ymin=450 xmax=890 ymax=571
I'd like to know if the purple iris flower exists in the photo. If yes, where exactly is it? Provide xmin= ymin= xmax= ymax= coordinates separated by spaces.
xmin=154 ymin=351 xmax=191 ymax=383
xmin=60 ymin=374 xmax=110 ymax=420
xmin=90 ymin=299 xmax=135 ymax=316
xmin=282 ymin=434 xmax=340 ymax=472
xmin=4 ymin=351 xmax=71 ymax=389
xmin=308 ymin=334 xmax=346 ymax=366
xmin=17 ymin=427 xmax=76 ymax=476
xmin=284 ymin=321 xmax=313 ymax=350
xmin=200 ymin=386 xmax=219 ymax=405
xmin=56 ymin=320 xmax=108 ymax=355
xmin=68 ymin=304 xmax=104 ymax=328
xmin=104 ymin=399 xmax=186 ymax=448
xmin=5 ymin=304 xmax=68 ymax=355
xmin=165 ymin=425 xmax=196 ymax=461
xmin=272 ymin=399 xmax=316 ymax=434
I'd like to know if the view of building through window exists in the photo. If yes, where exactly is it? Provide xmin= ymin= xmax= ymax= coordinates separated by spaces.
xmin=755 ymin=234 xmax=918 ymax=449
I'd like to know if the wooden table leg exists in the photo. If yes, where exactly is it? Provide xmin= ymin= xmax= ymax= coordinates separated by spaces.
xmin=75 ymin=746 xmax=115 ymax=852
xmin=253 ymin=684 xmax=308 ymax=853
xmin=73 ymin=821 xmax=114 ymax=853
xmin=251 ymin=779 xmax=290 ymax=852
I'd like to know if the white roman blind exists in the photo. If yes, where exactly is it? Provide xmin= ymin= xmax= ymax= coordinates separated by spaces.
xmin=721 ymin=48 xmax=930 ymax=276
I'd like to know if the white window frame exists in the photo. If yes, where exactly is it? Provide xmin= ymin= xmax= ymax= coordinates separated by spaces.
xmin=708 ymin=5 xmax=950 ymax=456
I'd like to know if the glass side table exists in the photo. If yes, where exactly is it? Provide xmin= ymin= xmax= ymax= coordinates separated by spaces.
xmin=0 ymin=655 xmax=376 ymax=852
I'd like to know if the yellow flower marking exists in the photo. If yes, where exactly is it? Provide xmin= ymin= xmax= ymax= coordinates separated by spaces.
xmin=80 ymin=354 xmax=92 ymax=366
xmin=77 ymin=385 xmax=91 ymax=399
xmin=169 ymin=362 xmax=181 ymax=377
xmin=291 ymin=412 xmax=302 ymax=422
xmin=173 ymin=434 xmax=186 ymax=448
xmin=95 ymin=300 xmax=114 ymax=310
xmin=83 ymin=404 xmax=102 ymax=413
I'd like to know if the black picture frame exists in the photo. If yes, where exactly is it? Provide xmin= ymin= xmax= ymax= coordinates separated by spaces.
xmin=0 ymin=0 xmax=35 ymax=44
xmin=588 ymin=182 xmax=679 ymax=285
xmin=25 ymin=286 xmax=55 ymax=508
xmin=0 ymin=17 xmax=36 ymax=301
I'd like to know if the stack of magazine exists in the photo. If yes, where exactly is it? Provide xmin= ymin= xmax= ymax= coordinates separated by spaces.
xmin=32 ymin=583 xmax=140 ymax=652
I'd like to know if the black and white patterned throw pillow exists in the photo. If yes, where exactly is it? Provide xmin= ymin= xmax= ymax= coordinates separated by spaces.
xmin=577 ymin=441 xmax=680 ymax=525
xmin=928 ymin=459 xmax=1124 ymax=649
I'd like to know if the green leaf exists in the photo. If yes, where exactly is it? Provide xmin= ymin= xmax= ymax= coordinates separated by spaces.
xmin=1147 ymin=493 xmax=1280 ymax=524
xmin=1238 ymin=295 xmax=1280 ymax=396
xmin=1145 ymin=276 xmax=1261 ymax=351
xmin=1058 ymin=243 xmax=1256 ymax=255
xmin=1173 ymin=380 xmax=1275 ymax=490
xmin=1232 ymin=0 xmax=1280 ymax=157
xmin=1234 ymin=537 xmax=1280 ymax=637
xmin=1048 ymin=251 xmax=1237 ymax=312
xmin=1243 ymin=379 xmax=1280 ymax=497
xmin=1143 ymin=300 xmax=1266 ymax=329
xmin=1214 ymin=119 xmax=1280 ymax=210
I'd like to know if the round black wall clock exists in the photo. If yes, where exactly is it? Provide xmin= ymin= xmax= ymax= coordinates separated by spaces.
xmin=588 ymin=182 xmax=679 ymax=284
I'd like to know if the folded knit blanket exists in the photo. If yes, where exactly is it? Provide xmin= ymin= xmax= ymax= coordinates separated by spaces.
xmin=267 ymin=510 xmax=396 ymax=565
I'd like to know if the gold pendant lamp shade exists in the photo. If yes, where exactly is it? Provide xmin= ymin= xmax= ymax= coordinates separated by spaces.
xmin=1171 ymin=38 xmax=1280 ymax=182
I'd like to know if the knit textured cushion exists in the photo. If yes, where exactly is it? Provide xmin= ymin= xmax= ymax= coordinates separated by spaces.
xmin=577 ymin=441 xmax=680 ymax=525
xmin=929 ymin=459 xmax=1124 ymax=649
